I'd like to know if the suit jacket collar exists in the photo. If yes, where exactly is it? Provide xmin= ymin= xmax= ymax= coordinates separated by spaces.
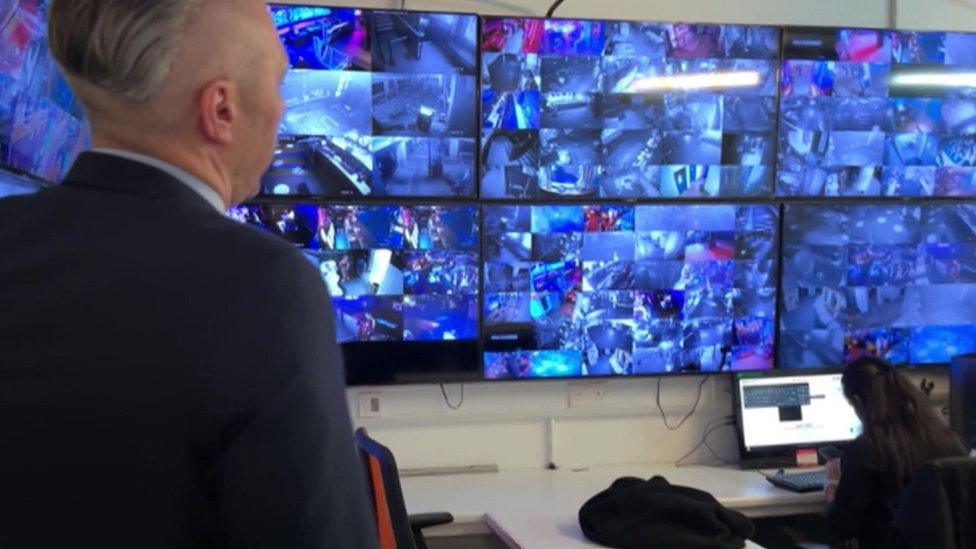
xmin=62 ymin=151 xmax=220 ymax=213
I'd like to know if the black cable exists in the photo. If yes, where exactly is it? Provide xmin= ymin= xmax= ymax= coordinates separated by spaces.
xmin=545 ymin=0 xmax=567 ymax=17
xmin=439 ymin=383 xmax=464 ymax=410
xmin=656 ymin=374 xmax=710 ymax=431
xmin=675 ymin=420 xmax=735 ymax=467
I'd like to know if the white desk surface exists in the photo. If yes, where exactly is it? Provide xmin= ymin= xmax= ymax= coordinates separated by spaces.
xmin=402 ymin=463 xmax=825 ymax=549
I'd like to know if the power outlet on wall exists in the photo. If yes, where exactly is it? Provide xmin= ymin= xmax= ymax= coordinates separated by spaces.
xmin=358 ymin=392 xmax=383 ymax=419
xmin=568 ymin=382 xmax=607 ymax=408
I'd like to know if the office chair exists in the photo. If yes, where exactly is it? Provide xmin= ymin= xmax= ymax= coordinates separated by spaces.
xmin=892 ymin=456 xmax=976 ymax=549
xmin=355 ymin=428 xmax=454 ymax=549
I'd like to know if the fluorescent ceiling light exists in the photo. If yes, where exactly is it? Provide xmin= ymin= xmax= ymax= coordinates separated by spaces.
xmin=890 ymin=72 xmax=976 ymax=88
xmin=627 ymin=71 xmax=761 ymax=92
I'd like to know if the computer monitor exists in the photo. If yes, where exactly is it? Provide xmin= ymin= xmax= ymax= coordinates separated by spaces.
xmin=482 ymin=203 xmax=779 ymax=379
xmin=262 ymin=5 xmax=479 ymax=199
xmin=480 ymin=18 xmax=779 ymax=199
xmin=735 ymin=370 xmax=862 ymax=467
xmin=228 ymin=202 xmax=481 ymax=385
xmin=777 ymin=26 xmax=976 ymax=197
xmin=0 ymin=0 xmax=90 ymax=183
xmin=779 ymin=203 xmax=976 ymax=368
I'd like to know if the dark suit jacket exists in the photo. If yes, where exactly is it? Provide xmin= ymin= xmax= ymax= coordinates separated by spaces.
xmin=0 ymin=152 xmax=378 ymax=548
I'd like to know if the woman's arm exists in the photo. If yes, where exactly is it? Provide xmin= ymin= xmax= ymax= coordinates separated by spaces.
xmin=825 ymin=442 xmax=875 ymax=540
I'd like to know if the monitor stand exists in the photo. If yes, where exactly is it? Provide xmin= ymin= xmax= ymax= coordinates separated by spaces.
xmin=739 ymin=456 xmax=797 ymax=470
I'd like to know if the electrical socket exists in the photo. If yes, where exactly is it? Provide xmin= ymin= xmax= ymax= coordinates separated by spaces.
xmin=568 ymin=382 xmax=607 ymax=408
xmin=358 ymin=392 xmax=383 ymax=419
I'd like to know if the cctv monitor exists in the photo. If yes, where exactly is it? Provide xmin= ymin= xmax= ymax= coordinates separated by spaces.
xmin=229 ymin=202 xmax=481 ymax=384
xmin=0 ymin=0 xmax=90 ymax=183
xmin=777 ymin=26 xmax=976 ymax=197
xmin=263 ymin=5 xmax=479 ymax=199
xmin=480 ymin=18 xmax=780 ymax=199
xmin=780 ymin=202 xmax=976 ymax=367
xmin=482 ymin=203 xmax=779 ymax=379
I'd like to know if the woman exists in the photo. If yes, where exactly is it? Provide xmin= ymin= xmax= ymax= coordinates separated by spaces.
xmin=825 ymin=356 xmax=966 ymax=548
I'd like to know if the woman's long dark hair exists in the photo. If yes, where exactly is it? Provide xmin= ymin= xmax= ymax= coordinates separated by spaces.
xmin=842 ymin=357 xmax=965 ymax=487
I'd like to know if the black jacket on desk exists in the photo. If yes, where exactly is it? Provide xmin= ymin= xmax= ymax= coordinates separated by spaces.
xmin=0 ymin=153 xmax=378 ymax=549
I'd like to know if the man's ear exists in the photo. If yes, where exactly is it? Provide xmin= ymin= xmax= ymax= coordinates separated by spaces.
xmin=198 ymin=78 xmax=236 ymax=145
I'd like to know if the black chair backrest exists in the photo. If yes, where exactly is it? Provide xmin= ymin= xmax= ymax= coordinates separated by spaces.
xmin=355 ymin=428 xmax=417 ymax=549
xmin=893 ymin=456 xmax=976 ymax=549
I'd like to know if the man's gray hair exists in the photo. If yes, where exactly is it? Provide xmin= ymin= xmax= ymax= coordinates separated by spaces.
xmin=48 ymin=0 xmax=204 ymax=104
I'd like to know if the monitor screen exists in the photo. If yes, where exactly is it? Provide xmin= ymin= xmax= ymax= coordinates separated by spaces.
xmin=0 ymin=0 xmax=89 ymax=183
xmin=229 ymin=203 xmax=480 ymax=342
xmin=737 ymin=372 xmax=861 ymax=451
xmin=780 ymin=203 xmax=976 ymax=367
xmin=482 ymin=203 xmax=778 ymax=379
xmin=777 ymin=27 xmax=976 ymax=197
xmin=480 ymin=18 xmax=779 ymax=199
xmin=0 ymin=166 xmax=42 ymax=197
xmin=263 ymin=5 xmax=478 ymax=198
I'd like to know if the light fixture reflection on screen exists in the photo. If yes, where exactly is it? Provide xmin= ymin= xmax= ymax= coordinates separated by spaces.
xmin=626 ymin=70 xmax=761 ymax=92
xmin=890 ymin=72 xmax=976 ymax=88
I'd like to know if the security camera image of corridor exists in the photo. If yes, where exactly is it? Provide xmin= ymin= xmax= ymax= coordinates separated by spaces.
xmin=780 ymin=203 xmax=976 ymax=368
xmin=777 ymin=26 xmax=976 ymax=197
xmin=483 ymin=204 xmax=779 ymax=379
xmin=370 ymin=11 xmax=477 ymax=75
xmin=372 ymin=74 xmax=477 ymax=137
xmin=480 ymin=17 xmax=780 ymax=199
xmin=279 ymin=70 xmax=372 ymax=136
xmin=228 ymin=203 xmax=480 ymax=344
xmin=269 ymin=6 xmax=371 ymax=71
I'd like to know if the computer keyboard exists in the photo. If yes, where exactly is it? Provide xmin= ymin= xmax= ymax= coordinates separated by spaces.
xmin=765 ymin=469 xmax=827 ymax=493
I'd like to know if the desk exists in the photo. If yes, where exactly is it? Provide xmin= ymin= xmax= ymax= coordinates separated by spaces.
xmin=402 ymin=463 xmax=824 ymax=548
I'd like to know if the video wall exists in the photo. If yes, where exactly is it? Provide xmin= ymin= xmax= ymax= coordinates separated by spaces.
xmin=0 ymin=0 xmax=89 ymax=183
xmin=5 ymin=1 xmax=976 ymax=383
xmin=264 ymin=5 xmax=479 ymax=198
xmin=777 ymin=28 xmax=976 ymax=197
xmin=480 ymin=19 xmax=780 ymax=199
xmin=483 ymin=204 xmax=778 ymax=378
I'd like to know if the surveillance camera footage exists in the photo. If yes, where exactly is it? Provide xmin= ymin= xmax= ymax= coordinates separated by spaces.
xmin=483 ymin=204 xmax=778 ymax=379
xmin=263 ymin=5 xmax=478 ymax=198
xmin=228 ymin=203 xmax=479 ymax=343
xmin=778 ymin=27 xmax=976 ymax=197
xmin=780 ymin=203 xmax=976 ymax=367
xmin=0 ymin=0 xmax=90 ymax=183
xmin=481 ymin=17 xmax=780 ymax=199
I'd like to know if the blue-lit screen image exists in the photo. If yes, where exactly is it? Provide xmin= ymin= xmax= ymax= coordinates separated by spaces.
xmin=271 ymin=6 xmax=371 ymax=70
xmin=778 ymin=27 xmax=976 ymax=197
xmin=0 ymin=0 xmax=89 ymax=183
xmin=370 ymin=12 xmax=477 ymax=75
xmin=263 ymin=5 xmax=478 ymax=198
xmin=484 ymin=204 xmax=778 ymax=379
xmin=229 ymin=203 xmax=479 ymax=343
xmin=480 ymin=17 xmax=780 ymax=199
xmin=780 ymin=203 xmax=976 ymax=367
xmin=0 ymin=167 xmax=42 ymax=198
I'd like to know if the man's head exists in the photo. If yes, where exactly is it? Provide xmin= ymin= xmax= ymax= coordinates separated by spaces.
xmin=48 ymin=0 xmax=287 ymax=207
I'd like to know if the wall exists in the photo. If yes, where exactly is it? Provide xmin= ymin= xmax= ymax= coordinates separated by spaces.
xmin=280 ymin=0 xmax=971 ymax=469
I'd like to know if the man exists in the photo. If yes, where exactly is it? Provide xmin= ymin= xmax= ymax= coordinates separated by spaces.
xmin=0 ymin=1 xmax=377 ymax=547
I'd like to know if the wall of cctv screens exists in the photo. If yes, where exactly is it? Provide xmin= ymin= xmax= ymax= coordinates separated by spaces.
xmin=6 ymin=1 xmax=975 ymax=383
xmin=231 ymin=5 xmax=976 ymax=383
